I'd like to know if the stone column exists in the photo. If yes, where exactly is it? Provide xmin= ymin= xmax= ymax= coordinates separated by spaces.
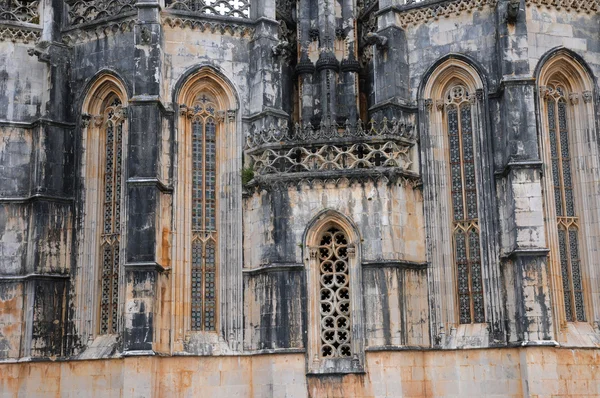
xmin=122 ymin=0 xmax=169 ymax=356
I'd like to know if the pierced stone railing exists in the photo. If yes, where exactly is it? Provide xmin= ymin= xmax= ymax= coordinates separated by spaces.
xmin=66 ymin=0 xmax=137 ymax=26
xmin=165 ymin=0 xmax=250 ymax=19
xmin=250 ymin=140 xmax=413 ymax=176
xmin=245 ymin=118 xmax=415 ymax=149
xmin=0 ymin=0 xmax=40 ymax=24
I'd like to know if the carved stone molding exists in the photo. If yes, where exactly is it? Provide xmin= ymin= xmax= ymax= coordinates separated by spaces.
xmin=525 ymin=0 xmax=600 ymax=13
xmin=0 ymin=24 xmax=40 ymax=43
xmin=162 ymin=16 xmax=254 ymax=37
xmin=397 ymin=0 xmax=499 ymax=28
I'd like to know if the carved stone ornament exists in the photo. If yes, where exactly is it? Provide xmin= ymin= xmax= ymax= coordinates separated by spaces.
xmin=81 ymin=113 xmax=92 ymax=128
xmin=93 ymin=115 xmax=104 ymax=127
xmin=227 ymin=109 xmax=236 ymax=122
xmin=582 ymin=91 xmax=593 ymax=104
xmin=435 ymin=99 xmax=444 ymax=111
xmin=424 ymin=99 xmax=433 ymax=110
xmin=216 ymin=110 xmax=226 ymax=123
xmin=310 ymin=247 xmax=319 ymax=259
xmin=507 ymin=0 xmax=520 ymax=24
xmin=539 ymin=86 xmax=551 ymax=99
xmin=569 ymin=92 xmax=579 ymax=105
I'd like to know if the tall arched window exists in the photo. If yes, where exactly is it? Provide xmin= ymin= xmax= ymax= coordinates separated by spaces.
xmin=444 ymin=85 xmax=484 ymax=324
xmin=172 ymin=67 xmax=241 ymax=350
xmin=305 ymin=211 xmax=364 ymax=374
xmin=76 ymin=74 xmax=128 ymax=340
xmin=537 ymin=51 xmax=599 ymax=327
xmin=99 ymin=96 xmax=125 ymax=334
xmin=421 ymin=58 xmax=499 ymax=335
xmin=190 ymin=94 xmax=218 ymax=331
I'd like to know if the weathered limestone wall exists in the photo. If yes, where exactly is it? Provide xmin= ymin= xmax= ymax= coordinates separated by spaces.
xmin=2 ymin=347 xmax=600 ymax=397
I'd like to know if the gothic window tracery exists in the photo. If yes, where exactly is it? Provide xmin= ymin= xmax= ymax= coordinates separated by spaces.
xmin=544 ymin=83 xmax=585 ymax=322
xmin=444 ymin=85 xmax=485 ymax=325
xmin=99 ymin=96 xmax=125 ymax=335
xmin=318 ymin=226 xmax=352 ymax=358
xmin=189 ymin=93 xmax=219 ymax=332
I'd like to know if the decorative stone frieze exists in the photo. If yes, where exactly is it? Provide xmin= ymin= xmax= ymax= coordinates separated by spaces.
xmin=0 ymin=0 xmax=39 ymax=24
xmin=0 ymin=24 xmax=40 ymax=42
xmin=525 ymin=0 xmax=600 ymax=13
xmin=397 ymin=0 xmax=499 ymax=28
xmin=246 ymin=118 xmax=415 ymax=148
xmin=162 ymin=16 xmax=254 ymax=37
xmin=165 ymin=0 xmax=250 ymax=19
xmin=66 ymin=0 xmax=137 ymax=26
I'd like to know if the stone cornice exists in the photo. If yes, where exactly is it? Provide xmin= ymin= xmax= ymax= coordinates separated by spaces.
xmin=525 ymin=0 xmax=600 ymax=13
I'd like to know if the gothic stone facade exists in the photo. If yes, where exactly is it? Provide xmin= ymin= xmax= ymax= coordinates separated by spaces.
xmin=1 ymin=0 xmax=600 ymax=397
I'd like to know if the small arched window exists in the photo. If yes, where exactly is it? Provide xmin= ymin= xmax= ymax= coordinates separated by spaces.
xmin=305 ymin=212 xmax=364 ymax=374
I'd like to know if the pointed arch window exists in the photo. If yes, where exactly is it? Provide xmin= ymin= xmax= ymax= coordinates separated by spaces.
xmin=444 ymin=85 xmax=485 ymax=325
xmin=543 ymin=83 xmax=585 ymax=322
xmin=305 ymin=213 xmax=365 ymax=374
xmin=99 ymin=96 xmax=125 ymax=335
xmin=190 ymin=94 xmax=219 ymax=332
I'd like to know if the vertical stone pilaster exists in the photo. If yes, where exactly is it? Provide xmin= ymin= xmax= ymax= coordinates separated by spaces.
xmin=123 ymin=0 xmax=167 ymax=355
xmin=495 ymin=0 xmax=554 ymax=343
xmin=22 ymin=0 xmax=74 ymax=358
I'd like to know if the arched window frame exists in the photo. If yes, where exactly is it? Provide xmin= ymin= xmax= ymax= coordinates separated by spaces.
xmin=76 ymin=74 xmax=129 ymax=340
xmin=304 ymin=211 xmax=365 ymax=374
xmin=172 ymin=67 xmax=241 ymax=351
xmin=536 ymin=51 xmax=599 ymax=330
xmin=421 ymin=58 xmax=501 ymax=337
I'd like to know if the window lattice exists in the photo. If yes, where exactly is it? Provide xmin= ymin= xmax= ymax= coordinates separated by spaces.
xmin=318 ymin=227 xmax=352 ymax=358
xmin=191 ymin=94 xmax=218 ymax=332
xmin=445 ymin=85 xmax=485 ymax=325
xmin=100 ymin=97 xmax=124 ymax=335
xmin=166 ymin=0 xmax=250 ymax=19
xmin=546 ymin=84 xmax=586 ymax=322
